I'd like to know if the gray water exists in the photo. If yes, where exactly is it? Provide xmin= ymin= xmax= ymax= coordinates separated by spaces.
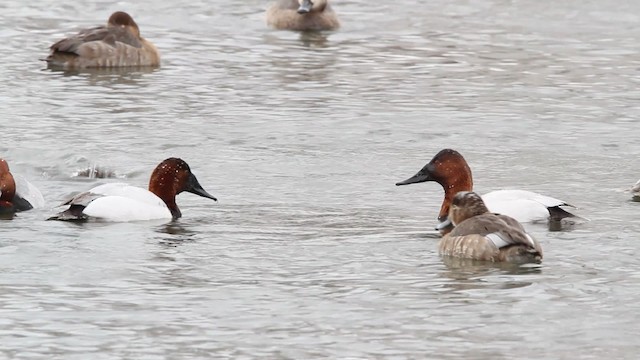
xmin=1 ymin=0 xmax=640 ymax=358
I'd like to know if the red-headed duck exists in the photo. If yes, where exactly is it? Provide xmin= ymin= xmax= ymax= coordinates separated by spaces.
xmin=440 ymin=191 xmax=543 ymax=263
xmin=0 ymin=159 xmax=45 ymax=214
xmin=45 ymin=11 xmax=160 ymax=69
xmin=267 ymin=0 xmax=340 ymax=31
xmin=49 ymin=158 xmax=216 ymax=221
xmin=396 ymin=149 xmax=578 ymax=234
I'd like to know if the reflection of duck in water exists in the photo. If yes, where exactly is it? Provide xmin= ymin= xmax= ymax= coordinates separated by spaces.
xmin=440 ymin=191 xmax=543 ymax=264
xmin=0 ymin=159 xmax=45 ymax=214
xmin=267 ymin=0 xmax=340 ymax=31
xmin=45 ymin=11 xmax=160 ymax=69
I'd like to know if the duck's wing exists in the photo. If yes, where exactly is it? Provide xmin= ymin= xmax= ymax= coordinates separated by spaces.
xmin=86 ymin=183 xmax=165 ymax=207
xmin=450 ymin=213 xmax=536 ymax=249
xmin=50 ymin=25 xmax=142 ymax=55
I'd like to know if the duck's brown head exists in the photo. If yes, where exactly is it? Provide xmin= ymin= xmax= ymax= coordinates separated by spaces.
xmin=108 ymin=11 xmax=141 ymax=37
xmin=148 ymin=158 xmax=217 ymax=219
xmin=0 ymin=159 xmax=16 ymax=209
xmin=396 ymin=149 xmax=474 ymax=231
xmin=449 ymin=191 xmax=489 ymax=226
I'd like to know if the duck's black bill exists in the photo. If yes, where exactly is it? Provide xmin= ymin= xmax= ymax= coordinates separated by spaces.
xmin=297 ymin=0 xmax=313 ymax=14
xmin=186 ymin=174 xmax=218 ymax=201
xmin=395 ymin=170 xmax=431 ymax=186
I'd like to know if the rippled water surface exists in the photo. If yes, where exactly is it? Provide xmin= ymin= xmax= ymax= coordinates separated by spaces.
xmin=2 ymin=0 xmax=640 ymax=358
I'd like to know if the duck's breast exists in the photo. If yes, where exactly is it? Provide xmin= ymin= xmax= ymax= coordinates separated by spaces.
xmin=438 ymin=234 xmax=500 ymax=261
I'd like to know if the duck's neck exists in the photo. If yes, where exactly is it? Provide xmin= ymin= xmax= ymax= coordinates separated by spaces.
xmin=0 ymin=173 xmax=16 ymax=209
xmin=437 ymin=176 xmax=473 ymax=223
xmin=149 ymin=183 xmax=181 ymax=219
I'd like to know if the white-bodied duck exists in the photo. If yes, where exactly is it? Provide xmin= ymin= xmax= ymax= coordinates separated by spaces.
xmin=50 ymin=158 xmax=216 ymax=221
xmin=396 ymin=149 xmax=578 ymax=234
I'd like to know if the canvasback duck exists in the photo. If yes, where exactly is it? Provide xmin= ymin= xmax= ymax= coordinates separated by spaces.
xmin=396 ymin=149 xmax=578 ymax=234
xmin=632 ymin=180 xmax=640 ymax=201
xmin=45 ymin=11 xmax=160 ymax=69
xmin=267 ymin=0 xmax=340 ymax=31
xmin=440 ymin=191 xmax=543 ymax=263
xmin=49 ymin=158 xmax=216 ymax=222
xmin=0 ymin=159 xmax=45 ymax=214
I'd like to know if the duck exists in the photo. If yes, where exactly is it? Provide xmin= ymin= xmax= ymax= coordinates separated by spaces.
xmin=45 ymin=11 xmax=160 ymax=69
xmin=632 ymin=180 xmax=640 ymax=201
xmin=49 ymin=158 xmax=216 ymax=222
xmin=440 ymin=191 xmax=543 ymax=263
xmin=396 ymin=149 xmax=578 ymax=234
xmin=0 ymin=159 xmax=45 ymax=214
xmin=266 ymin=0 xmax=340 ymax=31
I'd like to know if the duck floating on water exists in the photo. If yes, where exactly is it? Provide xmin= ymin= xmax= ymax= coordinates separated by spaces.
xmin=439 ymin=191 xmax=543 ymax=263
xmin=45 ymin=11 xmax=160 ymax=69
xmin=267 ymin=0 xmax=340 ymax=31
xmin=396 ymin=149 xmax=578 ymax=234
xmin=49 ymin=158 xmax=216 ymax=222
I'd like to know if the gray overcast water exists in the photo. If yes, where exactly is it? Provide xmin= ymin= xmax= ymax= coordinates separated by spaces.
xmin=1 ymin=0 xmax=640 ymax=358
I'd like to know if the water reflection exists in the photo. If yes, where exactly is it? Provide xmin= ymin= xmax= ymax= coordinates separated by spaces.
xmin=156 ymin=222 xmax=197 ymax=245
xmin=42 ymin=66 xmax=159 ymax=87
xmin=298 ymin=31 xmax=331 ymax=48
xmin=437 ymin=256 xmax=541 ymax=292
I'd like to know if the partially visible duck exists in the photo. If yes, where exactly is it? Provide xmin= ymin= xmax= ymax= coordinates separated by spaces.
xmin=49 ymin=158 xmax=216 ymax=222
xmin=0 ymin=159 xmax=45 ymax=214
xmin=45 ymin=11 xmax=160 ymax=69
xmin=632 ymin=180 xmax=640 ymax=201
xmin=267 ymin=0 xmax=340 ymax=31
xmin=440 ymin=191 xmax=543 ymax=263
xmin=396 ymin=149 xmax=578 ymax=234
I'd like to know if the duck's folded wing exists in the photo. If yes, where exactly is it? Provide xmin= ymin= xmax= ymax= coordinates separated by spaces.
xmin=50 ymin=26 xmax=142 ymax=54
xmin=450 ymin=214 xmax=536 ymax=249
xmin=87 ymin=183 xmax=165 ymax=207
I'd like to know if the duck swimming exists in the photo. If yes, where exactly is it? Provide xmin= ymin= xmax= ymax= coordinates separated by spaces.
xmin=45 ymin=11 xmax=160 ymax=69
xmin=267 ymin=0 xmax=340 ymax=31
xmin=396 ymin=149 xmax=578 ymax=234
xmin=0 ymin=159 xmax=45 ymax=214
xmin=49 ymin=158 xmax=216 ymax=222
xmin=440 ymin=191 xmax=543 ymax=263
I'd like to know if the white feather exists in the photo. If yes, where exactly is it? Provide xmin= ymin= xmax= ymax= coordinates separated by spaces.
xmin=486 ymin=233 xmax=510 ymax=249
xmin=87 ymin=183 xmax=165 ymax=207
xmin=77 ymin=183 xmax=171 ymax=222
xmin=83 ymin=195 xmax=171 ymax=221
xmin=481 ymin=189 xmax=569 ymax=223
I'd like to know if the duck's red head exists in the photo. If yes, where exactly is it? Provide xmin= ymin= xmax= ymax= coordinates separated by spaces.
xmin=0 ymin=159 xmax=16 ymax=211
xmin=396 ymin=149 xmax=473 ymax=234
xmin=108 ymin=11 xmax=140 ymax=37
xmin=148 ymin=158 xmax=217 ymax=219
